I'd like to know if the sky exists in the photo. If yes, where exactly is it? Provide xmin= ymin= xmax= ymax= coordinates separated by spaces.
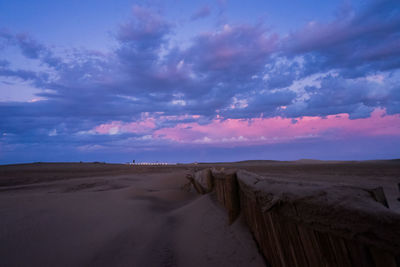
xmin=0 ymin=0 xmax=400 ymax=164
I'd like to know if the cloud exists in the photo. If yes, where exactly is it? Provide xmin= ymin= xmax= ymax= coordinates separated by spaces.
xmin=0 ymin=30 xmax=63 ymax=70
xmin=186 ymin=24 xmax=277 ymax=77
xmin=154 ymin=108 xmax=400 ymax=146
xmin=191 ymin=5 xmax=212 ymax=21
xmin=92 ymin=119 xmax=156 ymax=135
xmin=14 ymin=33 xmax=47 ymax=59
xmin=1 ymin=2 xmax=400 ymax=162
xmin=117 ymin=6 xmax=171 ymax=48
xmin=283 ymin=0 xmax=400 ymax=77
xmin=281 ymin=73 xmax=397 ymax=119
xmin=0 ymin=67 xmax=39 ymax=81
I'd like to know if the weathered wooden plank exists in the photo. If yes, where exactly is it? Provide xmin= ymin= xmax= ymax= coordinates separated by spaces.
xmin=191 ymin=168 xmax=400 ymax=267
xmin=212 ymin=169 xmax=241 ymax=224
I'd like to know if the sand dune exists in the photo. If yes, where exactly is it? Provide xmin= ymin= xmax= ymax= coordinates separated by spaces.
xmin=0 ymin=161 xmax=399 ymax=266
xmin=0 ymin=164 xmax=264 ymax=267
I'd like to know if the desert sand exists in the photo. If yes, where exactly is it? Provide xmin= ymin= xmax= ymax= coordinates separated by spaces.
xmin=0 ymin=163 xmax=264 ymax=267
xmin=0 ymin=160 xmax=399 ymax=266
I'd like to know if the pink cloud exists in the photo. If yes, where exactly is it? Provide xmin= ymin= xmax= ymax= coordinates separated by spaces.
xmin=89 ymin=109 xmax=400 ymax=146
xmin=91 ymin=114 xmax=200 ymax=136
xmin=94 ymin=119 xmax=156 ymax=135
xmin=154 ymin=109 xmax=400 ymax=145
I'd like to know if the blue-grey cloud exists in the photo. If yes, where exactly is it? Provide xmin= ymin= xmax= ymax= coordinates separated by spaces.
xmin=283 ymin=0 xmax=400 ymax=77
xmin=191 ymin=5 xmax=212 ymax=21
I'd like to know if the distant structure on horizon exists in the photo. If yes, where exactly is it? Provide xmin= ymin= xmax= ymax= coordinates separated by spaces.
xmin=128 ymin=162 xmax=176 ymax=166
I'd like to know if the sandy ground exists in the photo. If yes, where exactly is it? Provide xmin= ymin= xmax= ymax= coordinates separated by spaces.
xmin=198 ymin=160 xmax=400 ymax=212
xmin=0 ymin=163 xmax=264 ymax=267
xmin=0 ymin=161 xmax=399 ymax=266
xmin=242 ymin=160 xmax=400 ymax=212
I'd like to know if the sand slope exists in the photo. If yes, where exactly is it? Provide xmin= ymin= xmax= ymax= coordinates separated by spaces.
xmin=1 ymin=161 xmax=399 ymax=266
xmin=0 ymin=164 xmax=264 ymax=267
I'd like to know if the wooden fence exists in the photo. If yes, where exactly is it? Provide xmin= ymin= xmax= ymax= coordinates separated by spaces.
xmin=188 ymin=168 xmax=400 ymax=267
